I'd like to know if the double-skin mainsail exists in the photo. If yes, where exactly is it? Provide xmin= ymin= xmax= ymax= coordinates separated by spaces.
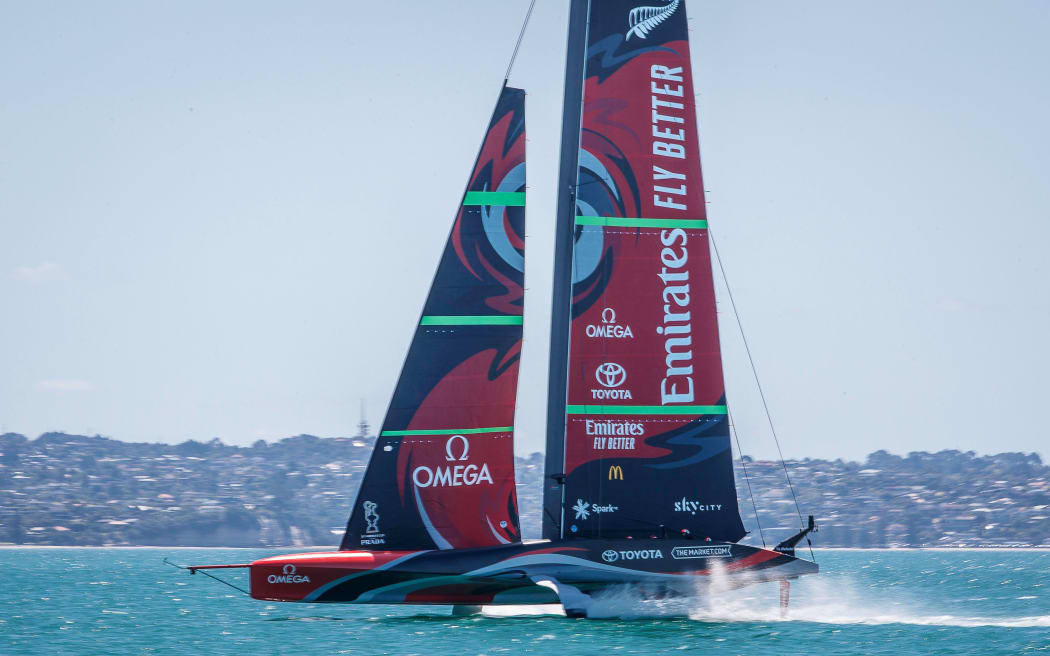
xmin=543 ymin=0 xmax=747 ymax=544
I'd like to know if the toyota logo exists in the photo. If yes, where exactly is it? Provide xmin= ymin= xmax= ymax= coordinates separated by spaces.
xmin=601 ymin=549 xmax=619 ymax=563
xmin=282 ymin=564 xmax=296 ymax=575
xmin=595 ymin=363 xmax=626 ymax=388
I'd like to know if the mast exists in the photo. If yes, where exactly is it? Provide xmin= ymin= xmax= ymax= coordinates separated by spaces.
xmin=543 ymin=0 xmax=590 ymax=541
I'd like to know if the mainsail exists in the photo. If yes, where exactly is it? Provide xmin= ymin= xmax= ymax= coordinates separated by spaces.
xmin=342 ymin=86 xmax=526 ymax=551
xmin=544 ymin=0 xmax=746 ymax=543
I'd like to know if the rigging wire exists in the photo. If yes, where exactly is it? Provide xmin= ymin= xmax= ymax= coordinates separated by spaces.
xmin=709 ymin=229 xmax=815 ymax=562
xmin=503 ymin=0 xmax=538 ymax=83
xmin=729 ymin=408 xmax=766 ymax=548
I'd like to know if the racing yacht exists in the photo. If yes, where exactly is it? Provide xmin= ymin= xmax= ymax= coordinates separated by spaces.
xmin=188 ymin=0 xmax=818 ymax=618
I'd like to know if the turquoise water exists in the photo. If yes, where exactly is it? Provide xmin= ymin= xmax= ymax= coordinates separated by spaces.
xmin=2 ymin=548 xmax=1048 ymax=655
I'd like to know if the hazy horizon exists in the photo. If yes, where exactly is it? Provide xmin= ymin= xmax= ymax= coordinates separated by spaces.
xmin=2 ymin=0 xmax=1048 ymax=461
xmin=5 ymin=429 xmax=1047 ymax=464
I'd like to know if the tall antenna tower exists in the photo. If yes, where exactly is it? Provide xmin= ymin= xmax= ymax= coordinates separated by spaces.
xmin=356 ymin=399 xmax=371 ymax=439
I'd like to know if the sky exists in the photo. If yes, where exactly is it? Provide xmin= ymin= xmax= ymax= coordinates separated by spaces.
xmin=1 ymin=1 xmax=1048 ymax=462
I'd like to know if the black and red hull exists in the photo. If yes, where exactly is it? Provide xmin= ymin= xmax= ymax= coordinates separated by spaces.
xmin=245 ymin=540 xmax=817 ymax=607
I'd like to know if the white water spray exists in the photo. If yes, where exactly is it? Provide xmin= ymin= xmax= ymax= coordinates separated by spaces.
xmin=482 ymin=564 xmax=1050 ymax=627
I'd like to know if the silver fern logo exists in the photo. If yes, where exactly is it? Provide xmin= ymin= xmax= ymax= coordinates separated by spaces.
xmin=626 ymin=0 xmax=680 ymax=40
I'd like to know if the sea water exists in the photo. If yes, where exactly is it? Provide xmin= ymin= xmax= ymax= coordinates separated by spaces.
xmin=1 ymin=548 xmax=1047 ymax=655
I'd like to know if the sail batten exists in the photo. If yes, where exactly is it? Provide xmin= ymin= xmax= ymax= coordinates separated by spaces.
xmin=463 ymin=191 xmax=526 ymax=206
xmin=419 ymin=316 xmax=524 ymax=325
xmin=566 ymin=405 xmax=728 ymax=415
xmin=380 ymin=426 xmax=515 ymax=437
xmin=574 ymin=216 xmax=708 ymax=229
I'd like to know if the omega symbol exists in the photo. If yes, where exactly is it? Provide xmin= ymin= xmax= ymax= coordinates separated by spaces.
xmin=445 ymin=434 xmax=470 ymax=461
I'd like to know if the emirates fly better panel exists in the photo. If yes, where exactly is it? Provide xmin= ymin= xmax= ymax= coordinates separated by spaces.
xmin=560 ymin=0 xmax=745 ymax=542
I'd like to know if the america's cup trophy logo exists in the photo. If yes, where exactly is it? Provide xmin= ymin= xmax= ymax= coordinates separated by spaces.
xmin=363 ymin=501 xmax=380 ymax=534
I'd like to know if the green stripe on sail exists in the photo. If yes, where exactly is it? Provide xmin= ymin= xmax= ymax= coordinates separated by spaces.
xmin=463 ymin=191 xmax=526 ymax=206
xmin=575 ymin=216 xmax=708 ymax=229
xmin=420 ymin=315 xmax=523 ymax=326
xmin=380 ymin=426 xmax=514 ymax=436
xmin=565 ymin=405 xmax=728 ymax=415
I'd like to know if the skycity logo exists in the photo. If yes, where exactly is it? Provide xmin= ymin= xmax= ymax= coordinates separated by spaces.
xmin=626 ymin=0 xmax=680 ymax=40
xmin=585 ymin=307 xmax=634 ymax=339
xmin=673 ymin=498 xmax=723 ymax=515
xmin=412 ymin=435 xmax=493 ymax=488
xmin=602 ymin=549 xmax=663 ymax=563
xmin=267 ymin=563 xmax=311 ymax=585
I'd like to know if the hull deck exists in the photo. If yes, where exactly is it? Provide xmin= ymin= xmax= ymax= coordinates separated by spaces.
xmin=233 ymin=539 xmax=817 ymax=608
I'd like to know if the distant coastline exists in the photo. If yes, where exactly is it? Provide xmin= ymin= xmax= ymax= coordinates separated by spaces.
xmin=1 ymin=432 xmax=1047 ymax=549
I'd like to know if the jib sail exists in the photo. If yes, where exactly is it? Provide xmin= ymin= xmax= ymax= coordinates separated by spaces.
xmin=342 ymin=86 xmax=526 ymax=551
xmin=543 ymin=0 xmax=746 ymax=543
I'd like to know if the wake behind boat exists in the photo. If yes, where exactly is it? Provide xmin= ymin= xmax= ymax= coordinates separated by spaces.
xmin=186 ymin=0 xmax=818 ymax=618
